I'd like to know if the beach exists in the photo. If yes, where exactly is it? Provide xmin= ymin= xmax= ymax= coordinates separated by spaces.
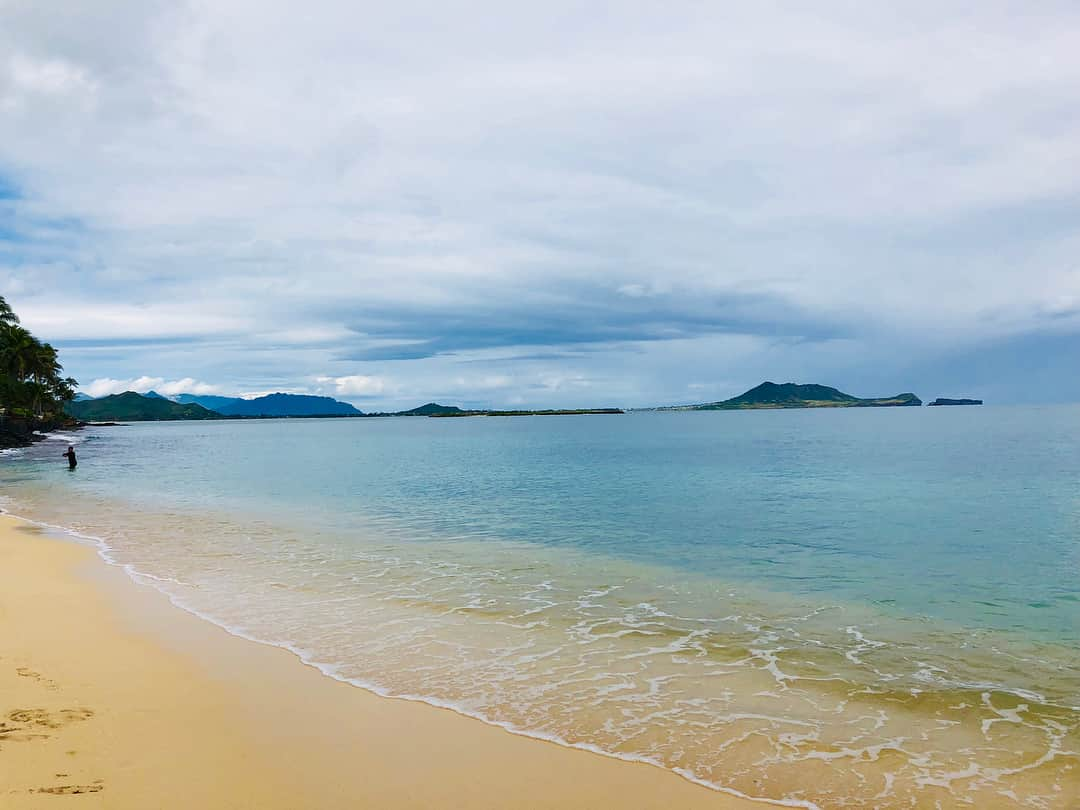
xmin=0 ymin=513 xmax=752 ymax=809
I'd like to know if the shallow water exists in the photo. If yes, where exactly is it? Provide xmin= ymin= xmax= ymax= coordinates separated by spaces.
xmin=3 ymin=408 xmax=1078 ymax=807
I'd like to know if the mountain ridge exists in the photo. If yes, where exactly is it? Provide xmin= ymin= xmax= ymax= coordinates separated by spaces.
xmin=173 ymin=392 xmax=362 ymax=417
xmin=65 ymin=392 xmax=221 ymax=421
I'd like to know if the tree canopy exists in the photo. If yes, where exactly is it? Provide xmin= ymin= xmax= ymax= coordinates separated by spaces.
xmin=0 ymin=295 xmax=77 ymax=419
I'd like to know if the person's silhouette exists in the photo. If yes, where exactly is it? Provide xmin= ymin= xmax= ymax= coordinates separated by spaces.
xmin=63 ymin=445 xmax=77 ymax=469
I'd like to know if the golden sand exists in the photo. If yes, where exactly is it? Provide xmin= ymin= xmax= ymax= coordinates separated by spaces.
xmin=0 ymin=514 xmax=752 ymax=809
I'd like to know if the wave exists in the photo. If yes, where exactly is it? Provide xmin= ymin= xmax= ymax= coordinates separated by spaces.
xmin=0 ymin=507 xmax=819 ymax=809
xmin=1 ymin=498 xmax=1077 ymax=809
xmin=37 ymin=431 xmax=86 ymax=443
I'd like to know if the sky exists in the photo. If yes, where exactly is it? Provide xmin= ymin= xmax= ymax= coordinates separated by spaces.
xmin=1 ymin=1 xmax=1079 ymax=409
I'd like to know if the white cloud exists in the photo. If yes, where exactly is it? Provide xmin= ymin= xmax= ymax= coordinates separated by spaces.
xmin=83 ymin=376 xmax=220 ymax=398
xmin=15 ymin=303 xmax=247 ymax=342
xmin=7 ymin=53 xmax=97 ymax=98
xmin=237 ymin=389 xmax=303 ymax=399
xmin=320 ymin=375 xmax=387 ymax=396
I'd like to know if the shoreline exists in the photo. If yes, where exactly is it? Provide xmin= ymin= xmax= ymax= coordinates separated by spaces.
xmin=0 ymin=513 xmax=756 ymax=809
xmin=0 ymin=420 xmax=85 ymax=452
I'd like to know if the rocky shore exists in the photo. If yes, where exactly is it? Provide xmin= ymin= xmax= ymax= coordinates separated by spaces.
xmin=0 ymin=415 xmax=82 ymax=450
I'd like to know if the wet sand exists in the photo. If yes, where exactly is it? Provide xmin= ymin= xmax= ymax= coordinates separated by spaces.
xmin=0 ymin=514 xmax=754 ymax=809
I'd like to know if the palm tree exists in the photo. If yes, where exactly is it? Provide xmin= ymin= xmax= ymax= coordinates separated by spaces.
xmin=0 ymin=323 xmax=41 ymax=382
xmin=0 ymin=295 xmax=18 ymax=326
xmin=0 ymin=299 xmax=75 ymax=423
xmin=30 ymin=343 xmax=67 ymax=416
xmin=32 ymin=341 xmax=61 ymax=382
xmin=52 ymin=376 xmax=79 ymax=404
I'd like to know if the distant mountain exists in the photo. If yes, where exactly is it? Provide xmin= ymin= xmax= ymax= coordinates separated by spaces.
xmin=174 ymin=392 xmax=362 ymax=417
xmin=677 ymin=382 xmax=921 ymax=410
xmin=72 ymin=392 xmax=94 ymax=401
xmin=143 ymin=390 xmax=168 ymax=399
xmin=213 ymin=392 xmax=362 ymax=417
xmin=175 ymin=394 xmax=245 ymax=411
xmin=65 ymin=392 xmax=221 ymax=421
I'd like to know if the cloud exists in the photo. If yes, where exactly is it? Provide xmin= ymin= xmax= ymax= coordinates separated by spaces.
xmin=2 ymin=2 xmax=1080 ymax=406
xmin=318 ymin=374 xmax=387 ymax=397
xmin=84 ymin=376 xmax=221 ymax=398
xmin=335 ymin=283 xmax=845 ymax=362
xmin=236 ymin=389 xmax=304 ymax=399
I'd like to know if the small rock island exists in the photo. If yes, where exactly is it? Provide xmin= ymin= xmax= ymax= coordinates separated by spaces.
xmin=928 ymin=398 xmax=983 ymax=406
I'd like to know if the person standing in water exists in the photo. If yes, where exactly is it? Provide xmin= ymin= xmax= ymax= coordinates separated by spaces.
xmin=63 ymin=445 xmax=77 ymax=469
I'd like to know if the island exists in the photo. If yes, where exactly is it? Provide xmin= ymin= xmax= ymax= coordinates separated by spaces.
xmin=653 ymin=381 xmax=922 ymax=411
xmin=928 ymin=398 xmax=983 ymax=406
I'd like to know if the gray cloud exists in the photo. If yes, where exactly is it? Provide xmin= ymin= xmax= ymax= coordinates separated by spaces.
xmin=2 ymin=1 xmax=1079 ymax=407
xmin=337 ymin=283 xmax=846 ymax=362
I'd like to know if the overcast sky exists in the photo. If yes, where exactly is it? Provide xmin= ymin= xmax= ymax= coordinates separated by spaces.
xmin=2 ymin=1 xmax=1079 ymax=408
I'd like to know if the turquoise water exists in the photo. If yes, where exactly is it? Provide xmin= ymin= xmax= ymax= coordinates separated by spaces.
xmin=3 ymin=407 xmax=1078 ymax=807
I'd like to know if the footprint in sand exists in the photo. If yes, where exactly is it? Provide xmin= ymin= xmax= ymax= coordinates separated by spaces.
xmin=32 ymin=784 xmax=104 ymax=795
xmin=0 ymin=707 xmax=94 ymax=743
xmin=15 ymin=667 xmax=60 ymax=691
xmin=6 ymin=707 xmax=94 ymax=729
xmin=0 ymin=727 xmax=50 ymax=743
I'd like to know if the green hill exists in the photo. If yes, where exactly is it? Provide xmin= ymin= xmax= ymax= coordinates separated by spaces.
xmin=691 ymin=382 xmax=921 ymax=410
xmin=65 ymin=392 xmax=222 ymax=421
xmin=399 ymin=403 xmax=464 ymax=416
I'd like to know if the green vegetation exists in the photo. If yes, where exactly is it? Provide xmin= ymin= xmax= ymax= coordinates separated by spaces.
xmin=399 ymin=403 xmax=464 ymax=416
xmin=64 ymin=392 xmax=222 ymax=422
xmin=662 ymin=382 xmax=922 ymax=411
xmin=0 ymin=296 xmax=78 ymax=441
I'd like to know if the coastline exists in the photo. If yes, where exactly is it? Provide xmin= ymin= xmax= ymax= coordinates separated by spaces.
xmin=0 ymin=513 xmax=754 ymax=809
xmin=0 ymin=419 xmax=84 ymax=452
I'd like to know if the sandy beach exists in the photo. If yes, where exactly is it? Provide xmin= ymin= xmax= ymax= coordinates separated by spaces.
xmin=0 ymin=513 xmax=752 ymax=809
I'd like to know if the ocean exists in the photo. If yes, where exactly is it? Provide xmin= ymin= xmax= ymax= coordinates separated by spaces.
xmin=2 ymin=406 xmax=1078 ymax=807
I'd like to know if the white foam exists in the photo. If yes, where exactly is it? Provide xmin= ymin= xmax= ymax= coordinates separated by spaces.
xmin=0 ymin=507 xmax=824 ymax=810
xmin=38 ymin=431 xmax=86 ymax=443
xmin=3 ymin=498 xmax=1075 ymax=810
